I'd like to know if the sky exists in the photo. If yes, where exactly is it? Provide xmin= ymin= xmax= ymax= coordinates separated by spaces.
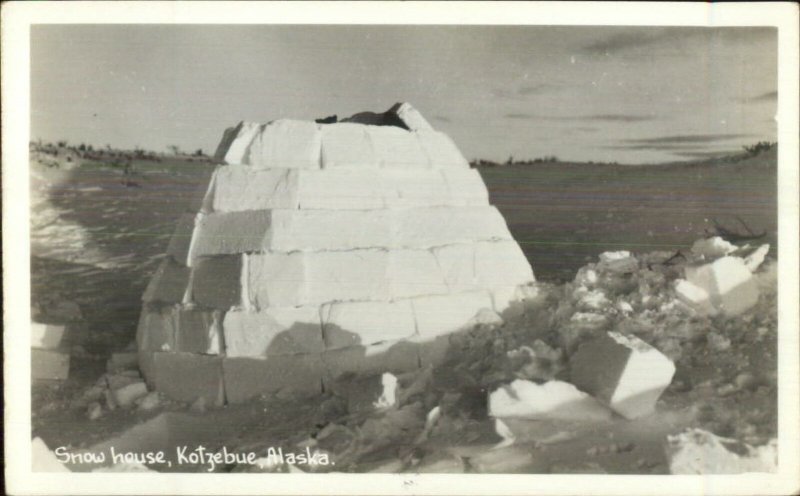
xmin=31 ymin=25 xmax=777 ymax=164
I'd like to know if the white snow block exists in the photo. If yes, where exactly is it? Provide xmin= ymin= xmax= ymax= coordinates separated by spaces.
xmin=113 ymin=381 xmax=149 ymax=408
xmin=570 ymin=332 xmax=676 ymax=419
xmin=31 ymin=322 xmax=66 ymax=349
xmin=381 ymin=169 xmax=453 ymax=208
xmin=367 ymin=126 xmax=430 ymax=168
xmin=684 ymin=256 xmax=759 ymax=316
xmin=392 ymin=102 xmax=433 ymax=131
xmin=269 ymin=209 xmax=392 ymax=252
xmin=387 ymin=249 xmax=449 ymax=299
xmin=322 ymin=299 xmax=417 ymax=350
xmin=297 ymin=169 xmax=386 ymax=209
xmin=205 ymin=166 xmax=299 ymax=212
xmin=411 ymin=291 xmax=494 ymax=340
xmin=189 ymin=210 xmax=272 ymax=260
xmin=416 ymin=130 xmax=469 ymax=168
xmin=320 ymin=123 xmax=376 ymax=169
xmin=691 ymin=236 xmax=737 ymax=258
xmin=245 ymin=252 xmax=306 ymax=309
xmin=391 ymin=206 xmax=512 ymax=248
xmin=221 ymin=121 xmax=261 ymax=165
xmin=674 ymin=279 xmax=715 ymax=315
xmin=744 ymin=244 xmax=769 ymax=272
xmin=244 ymin=120 xmax=322 ymax=169
xmin=32 ymin=438 xmax=70 ymax=472
xmin=440 ymin=168 xmax=490 ymax=206
xmin=666 ymin=429 xmax=777 ymax=474
xmin=433 ymin=240 xmax=534 ymax=294
xmin=223 ymin=306 xmax=324 ymax=357
xmin=488 ymin=380 xmax=612 ymax=422
xmin=304 ymin=250 xmax=391 ymax=304
xmin=165 ymin=214 xmax=197 ymax=265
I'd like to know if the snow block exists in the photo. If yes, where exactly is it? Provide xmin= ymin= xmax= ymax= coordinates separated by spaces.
xmin=244 ymin=120 xmax=322 ymax=169
xmin=321 ymin=339 xmax=420 ymax=383
xmin=674 ymin=279 xmax=715 ymax=316
xmin=189 ymin=255 xmax=242 ymax=309
xmin=222 ymin=354 xmax=324 ymax=403
xmin=32 ymin=348 xmax=70 ymax=380
xmin=433 ymin=240 xmax=534 ymax=294
xmin=691 ymin=236 xmax=737 ymax=258
xmin=205 ymin=166 xmax=300 ymax=212
xmin=392 ymin=206 xmax=512 ymax=248
xmin=269 ymin=208 xmax=392 ymax=252
xmin=416 ymin=130 xmax=469 ymax=168
xmin=165 ymin=214 xmax=197 ymax=266
xmin=684 ymin=256 xmax=759 ymax=316
xmin=297 ymin=168 xmax=386 ymax=209
xmin=136 ymin=305 xmax=176 ymax=352
xmin=391 ymin=102 xmax=434 ymax=132
xmin=320 ymin=123 xmax=376 ymax=169
xmin=173 ymin=307 xmax=224 ymax=354
xmin=570 ymin=332 xmax=675 ymax=419
xmin=223 ymin=307 xmax=324 ymax=357
xmin=441 ymin=168 xmax=490 ymax=206
xmin=31 ymin=322 xmax=66 ymax=349
xmin=488 ymin=380 xmax=612 ymax=422
xmin=152 ymin=352 xmax=225 ymax=406
xmin=245 ymin=252 xmax=305 ymax=309
xmin=367 ymin=125 xmax=430 ymax=168
xmin=113 ymin=381 xmax=149 ymax=408
xmin=190 ymin=210 xmax=271 ymax=260
xmin=221 ymin=121 xmax=261 ymax=165
xmin=142 ymin=258 xmax=190 ymax=304
xmin=387 ymin=249 xmax=449 ymax=299
xmin=321 ymin=299 xmax=417 ymax=350
xmin=411 ymin=291 xmax=494 ymax=340
xmin=381 ymin=169 xmax=452 ymax=208
xmin=304 ymin=250 xmax=391 ymax=304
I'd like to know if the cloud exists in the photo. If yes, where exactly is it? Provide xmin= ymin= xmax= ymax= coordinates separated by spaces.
xmin=432 ymin=115 xmax=451 ymax=123
xmin=621 ymin=133 xmax=754 ymax=145
xmin=582 ymin=30 xmax=670 ymax=55
xmin=517 ymin=83 xmax=556 ymax=96
xmin=581 ymin=27 xmax=776 ymax=56
xmin=504 ymin=113 xmax=655 ymax=123
xmin=672 ymin=150 xmax=743 ymax=159
xmin=752 ymin=90 xmax=777 ymax=102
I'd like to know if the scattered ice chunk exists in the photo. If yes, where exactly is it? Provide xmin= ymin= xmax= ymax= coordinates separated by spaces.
xmin=684 ymin=256 xmax=759 ymax=316
xmin=666 ymin=429 xmax=777 ymax=474
xmin=372 ymin=373 xmax=399 ymax=410
xmin=488 ymin=379 xmax=612 ymax=422
xmin=691 ymin=237 xmax=737 ymax=258
xmin=743 ymin=244 xmax=769 ymax=273
xmin=674 ymin=279 xmax=715 ymax=316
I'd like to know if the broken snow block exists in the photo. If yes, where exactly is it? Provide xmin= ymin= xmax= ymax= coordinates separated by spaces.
xmin=390 ymin=102 xmax=434 ymax=132
xmin=32 ymin=348 xmax=70 ymax=380
xmin=165 ymin=214 xmax=197 ymax=266
xmin=174 ymin=308 xmax=224 ymax=354
xmin=570 ymin=332 xmax=675 ymax=419
xmin=674 ymin=279 xmax=715 ymax=316
xmin=220 ymin=121 xmax=261 ymax=165
xmin=321 ymin=339 xmax=420 ymax=383
xmin=152 ymin=352 xmax=225 ymax=406
xmin=597 ymin=251 xmax=638 ymax=273
xmin=744 ymin=244 xmax=770 ymax=273
xmin=244 ymin=120 xmax=322 ymax=169
xmin=31 ymin=322 xmax=66 ymax=349
xmin=488 ymin=380 xmax=612 ymax=422
xmin=320 ymin=123 xmax=376 ymax=169
xmin=223 ymin=307 xmax=324 ymax=357
xmin=367 ymin=125 xmax=430 ymax=168
xmin=416 ymin=130 xmax=469 ymax=168
xmin=31 ymin=437 xmax=70 ymax=472
xmin=206 ymin=166 xmax=300 ymax=212
xmin=213 ymin=122 xmax=243 ymax=162
xmin=113 ymin=381 xmax=149 ymax=408
xmin=142 ymin=258 xmax=190 ymax=304
xmin=321 ymin=300 xmax=417 ymax=350
xmin=691 ymin=236 xmax=737 ymax=259
xmin=190 ymin=210 xmax=271 ymax=260
xmin=684 ymin=256 xmax=759 ymax=316
xmin=666 ymin=429 xmax=777 ymax=474
xmin=412 ymin=291 xmax=494 ymax=340
xmin=222 ymin=354 xmax=324 ymax=403
xmin=189 ymin=255 xmax=242 ymax=309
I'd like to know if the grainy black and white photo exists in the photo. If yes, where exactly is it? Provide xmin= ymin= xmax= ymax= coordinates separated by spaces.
xmin=4 ymin=2 xmax=800 ymax=494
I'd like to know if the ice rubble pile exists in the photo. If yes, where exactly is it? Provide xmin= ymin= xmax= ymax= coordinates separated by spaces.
xmin=135 ymin=103 xmax=535 ymax=405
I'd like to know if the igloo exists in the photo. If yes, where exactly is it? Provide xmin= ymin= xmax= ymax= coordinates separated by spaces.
xmin=136 ymin=103 xmax=536 ymax=405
